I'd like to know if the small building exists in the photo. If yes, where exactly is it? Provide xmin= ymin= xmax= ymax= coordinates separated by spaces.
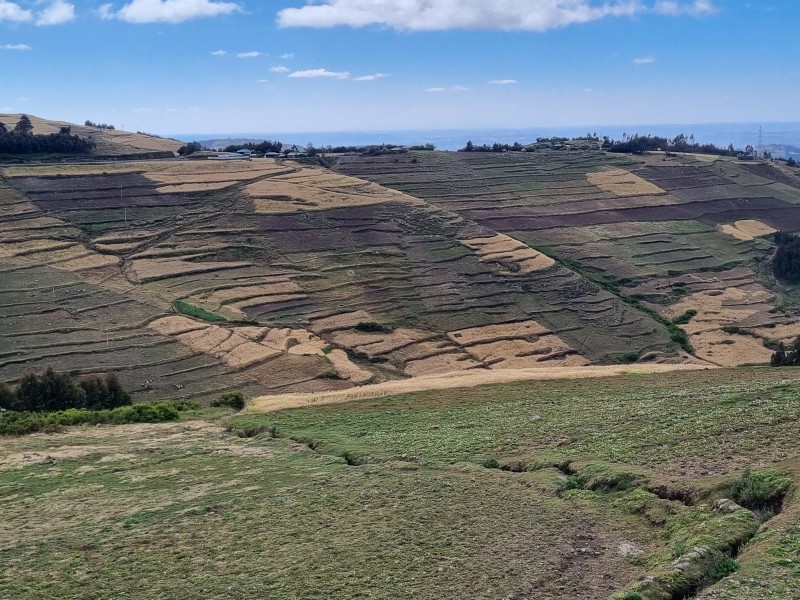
xmin=236 ymin=148 xmax=253 ymax=157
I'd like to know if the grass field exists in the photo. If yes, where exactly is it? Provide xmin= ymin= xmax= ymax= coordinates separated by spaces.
xmin=3 ymin=367 xmax=800 ymax=599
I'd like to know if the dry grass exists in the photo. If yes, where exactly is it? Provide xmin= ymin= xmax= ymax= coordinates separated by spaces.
xmin=587 ymin=168 xmax=666 ymax=197
xmin=246 ymin=364 xmax=710 ymax=412
xmin=447 ymin=320 xmax=588 ymax=369
xmin=667 ymin=287 xmax=776 ymax=366
xmin=248 ymin=166 xmax=422 ymax=214
xmin=461 ymin=234 xmax=555 ymax=274
xmin=149 ymin=316 xmax=372 ymax=380
xmin=720 ymin=219 xmax=777 ymax=241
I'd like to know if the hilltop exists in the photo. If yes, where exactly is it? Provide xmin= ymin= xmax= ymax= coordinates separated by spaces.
xmin=0 ymin=114 xmax=182 ymax=159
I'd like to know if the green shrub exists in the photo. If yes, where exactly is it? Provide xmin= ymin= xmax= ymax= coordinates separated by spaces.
xmin=354 ymin=321 xmax=394 ymax=333
xmin=732 ymin=469 xmax=793 ymax=512
xmin=173 ymin=299 xmax=226 ymax=323
xmin=211 ymin=391 xmax=246 ymax=410
xmin=482 ymin=458 xmax=500 ymax=469
xmin=672 ymin=309 xmax=698 ymax=325
xmin=712 ymin=556 xmax=738 ymax=579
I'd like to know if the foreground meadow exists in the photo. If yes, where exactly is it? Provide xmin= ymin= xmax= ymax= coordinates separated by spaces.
xmin=2 ymin=367 xmax=800 ymax=599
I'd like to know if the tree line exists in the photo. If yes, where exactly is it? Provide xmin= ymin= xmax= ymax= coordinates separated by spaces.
xmin=601 ymin=133 xmax=746 ymax=157
xmin=0 ymin=368 xmax=131 ymax=413
xmin=0 ymin=115 xmax=95 ymax=155
xmin=84 ymin=120 xmax=115 ymax=130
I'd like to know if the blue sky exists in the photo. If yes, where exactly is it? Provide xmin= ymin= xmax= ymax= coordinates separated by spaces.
xmin=0 ymin=1 xmax=797 ymax=135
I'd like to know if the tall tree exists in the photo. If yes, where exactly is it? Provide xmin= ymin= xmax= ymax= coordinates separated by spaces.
xmin=14 ymin=114 xmax=33 ymax=135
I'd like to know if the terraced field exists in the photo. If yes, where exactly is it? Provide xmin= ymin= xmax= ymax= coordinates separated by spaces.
xmin=336 ymin=149 xmax=800 ymax=367
xmin=3 ymin=137 xmax=800 ymax=402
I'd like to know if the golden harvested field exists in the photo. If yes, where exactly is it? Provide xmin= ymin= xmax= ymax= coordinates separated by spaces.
xmin=720 ymin=219 xmax=777 ymax=241
xmin=587 ymin=167 xmax=666 ymax=197
xmin=461 ymin=233 xmax=555 ymax=274
xmin=248 ymin=166 xmax=423 ymax=213
xmin=246 ymin=363 xmax=709 ymax=412
xmin=148 ymin=316 xmax=372 ymax=380
xmin=666 ymin=287 xmax=778 ymax=366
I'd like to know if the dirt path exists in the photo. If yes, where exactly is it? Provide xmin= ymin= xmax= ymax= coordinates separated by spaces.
xmin=246 ymin=363 xmax=712 ymax=412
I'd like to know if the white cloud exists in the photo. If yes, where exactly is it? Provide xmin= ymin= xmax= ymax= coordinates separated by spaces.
xmin=277 ymin=0 xmax=717 ymax=31
xmin=488 ymin=79 xmax=518 ymax=85
xmin=354 ymin=72 xmax=389 ymax=81
xmin=1 ymin=43 xmax=32 ymax=50
xmin=36 ymin=0 xmax=75 ymax=25
xmin=288 ymin=68 xmax=350 ymax=79
xmin=654 ymin=0 xmax=715 ymax=15
xmin=0 ymin=0 xmax=32 ymax=23
xmin=426 ymin=85 xmax=468 ymax=92
xmin=270 ymin=65 xmax=290 ymax=73
xmin=106 ymin=0 xmax=240 ymax=24
xmin=210 ymin=49 xmax=227 ymax=56
xmin=281 ymin=52 xmax=294 ymax=59
xmin=633 ymin=55 xmax=655 ymax=64
xmin=236 ymin=51 xmax=261 ymax=58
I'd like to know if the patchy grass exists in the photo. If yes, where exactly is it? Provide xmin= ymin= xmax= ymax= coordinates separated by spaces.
xmin=3 ymin=368 xmax=800 ymax=598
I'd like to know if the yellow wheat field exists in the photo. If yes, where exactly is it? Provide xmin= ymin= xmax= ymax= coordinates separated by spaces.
xmin=719 ymin=219 xmax=776 ymax=241
xmin=461 ymin=234 xmax=555 ymax=275
xmin=666 ymin=287 xmax=775 ymax=367
xmin=246 ymin=364 xmax=711 ymax=413
xmin=587 ymin=168 xmax=665 ymax=197
xmin=248 ymin=166 xmax=423 ymax=213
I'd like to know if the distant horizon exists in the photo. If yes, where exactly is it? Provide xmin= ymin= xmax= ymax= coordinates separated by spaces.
xmin=171 ymin=121 xmax=800 ymax=155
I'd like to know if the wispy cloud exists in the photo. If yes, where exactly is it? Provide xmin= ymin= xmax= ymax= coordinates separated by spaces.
xmin=270 ymin=65 xmax=290 ymax=73
xmin=633 ymin=55 xmax=655 ymax=64
xmin=354 ymin=72 xmax=389 ymax=81
xmin=488 ymin=79 xmax=518 ymax=85
xmin=237 ymin=51 xmax=261 ymax=58
xmin=281 ymin=52 xmax=294 ymax=59
xmin=36 ymin=0 xmax=75 ymax=25
xmin=426 ymin=85 xmax=469 ymax=92
xmin=210 ymin=49 xmax=227 ymax=56
xmin=278 ymin=0 xmax=717 ymax=32
xmin=654 ymin=0 xmax=716 ymax=15
xmin=101 ymin=0 xmax=240 ymax=24
xmin=288 ymin=68 xmax=350 ymax=79
xmin=1 ymin=43 xmax=31 ymax=50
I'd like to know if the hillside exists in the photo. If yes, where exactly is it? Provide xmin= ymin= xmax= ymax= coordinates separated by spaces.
xmin=0 ymin=114 xmax=182 ymax=158
xmin=3 ymin=129 xmax=800 ymax=406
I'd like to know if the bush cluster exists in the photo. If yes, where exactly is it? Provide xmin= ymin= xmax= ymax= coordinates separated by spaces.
xmin=211 ymin=391 xmax=246 ymax=411
xmin=0 ymin=368 xmax=131 ymax=412
xmin=0 ymin=403 xmax=180 ymax=436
